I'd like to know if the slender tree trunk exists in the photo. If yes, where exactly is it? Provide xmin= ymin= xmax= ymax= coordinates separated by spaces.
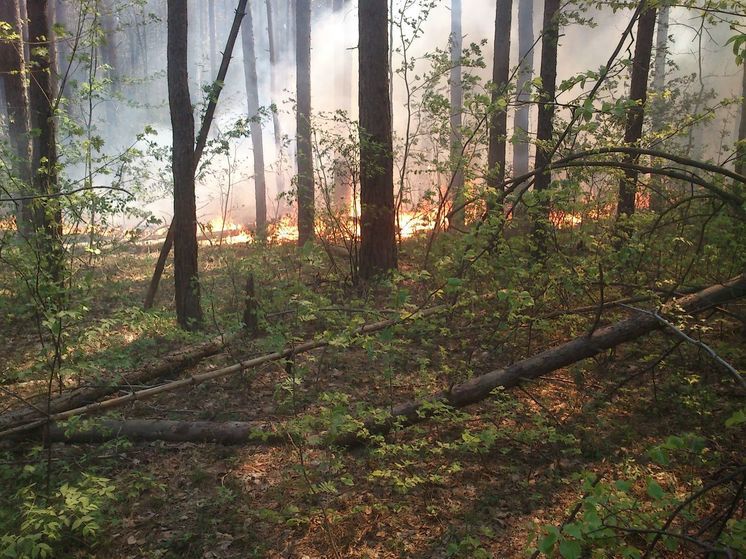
xmin=208 ymin=0 xmax=217 ymax=79
xmin=736 ymin=62 xmax=746 ymax=179
xmin=265 ymin=0 xmax=285 ymax=204
xmin=649 ymin=5 xmax=669 ymax=212
xmin=486 ymin=0 xmax=513 ymax=205
xmin=332 ymin=0 xmax=351 ymax=113
xmin=448 ymin=0 xmax=465 ymax=229
xmin=358 ymin=0 xmax=397 ymax=279
xmin=241 ymin=0 xmax=267 ymax=233
xmin=99 ymin=0 xmax=119 ymax=123
xmin=0 ymin=0 xmax=33 ymax=232
xmin=532 ymin=0 xmax=560 ymax=251
xmin=616 ymin=5 xmax=657 ymax=218
xmin=27 ymin=0 xmax=62 ymax=280
xmin=296 ymin=0 xmax=314 ymax=245
xmin=513 ymin=0 xmax=534 ymax=198
xmin=168 ymin=0 xmax=203 ymax=330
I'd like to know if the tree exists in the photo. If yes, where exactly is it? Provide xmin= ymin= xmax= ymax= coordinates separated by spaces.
xmin=296 ymin=0 xmax=314 ymax=246
xmin=358 ymin=0 xmax=396 ymax=278
xmin=27 ymin=0 xmax=62 ymax=280
xmin=0 ymin=0 xmax=33 ymax=232
xmin=265 ymin=0 xmax=285 ymax=202
xmin=532 ymin=0 xmax=560 ymax=249
xmin=616 ymin=4 xmax=657 ymax=218
xmin=167 ymin=0 xmax=203 ymax=330
xmin=513 ymin=0 xmax=534 ymax=192
xmin=208 ymin=0 xmax=217 ymax=78
xmin=486 ymin=0 xmax=513 ymax=202
xmin=649 ymin=4 xmax=670 ymax=212
xmin=736 ymin=61 xmax=746 ymax=178
xmin=448 ymin=0 xmax=465 ymax=229
xmin=241 ymin=0 xmax=267 ymax=233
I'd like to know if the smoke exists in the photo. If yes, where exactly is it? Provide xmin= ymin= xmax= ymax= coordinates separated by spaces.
xmin=52 ymin=0 xmax=742 ymax=231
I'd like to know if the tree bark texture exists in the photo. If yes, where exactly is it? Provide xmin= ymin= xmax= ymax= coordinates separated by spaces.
xmin=513 ymin=0 xmax=534 ymax=195
xmin=616 ymin=5 xmax=657 ymax=218
xmin=241 ymin=0 xmax=267 ymax=232
xmin=487 ymin=0 xmax=513 ymax=196
xmin=296 ymin=0 xmax=314 ymax=246
xmin=448 ymin=0 xmax=465 ymax=228
xmin=27 ymin=0 xmax=62 ymax=279
xmin=358 ymin=0 xmax=397 ymax=279
xmin=0 ymin=0 xmax=33 ymax=231
xmin=265 ymin=0 xmax=285 ymax=200
xmin=168 ymin=0 xmax=203 ymax=330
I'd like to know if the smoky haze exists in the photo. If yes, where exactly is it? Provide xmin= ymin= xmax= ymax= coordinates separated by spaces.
xmin=52 ymin=0 xmax=743 ymax=231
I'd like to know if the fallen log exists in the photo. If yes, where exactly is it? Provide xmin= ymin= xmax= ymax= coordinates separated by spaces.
xmin=0 ymin=306 xmax=446 ymax=440
xmin=337 ymin=273 xmax=746 ymax=446
xmin=0 ymin=334 xmax=230 ymax=430
xmin=22 ymin=419 xmax=280 ymax=445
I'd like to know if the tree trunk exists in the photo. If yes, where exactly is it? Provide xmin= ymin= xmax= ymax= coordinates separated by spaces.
xmin=209 ymin=0 xmax=217 ymax=78
xmin=512 ymin=0 xmax=534 ymax=199
xmin=448 ymin=0 xmax=465 ymax=229
xmin=339 ymin=273 xmax=746 ymax=446
xmin=358 ymin=0 xmax=397 ymax=279
xmin=532 ymin=0 xmax=560 ymax=251
xmin=265 ymin=0 xmax=285 ymax=205
xmin=649 ymin=5 xmax=670 ymax=213
xmin=332 ymin=0 xmax=351 ymax=113
xmin=143 ymin=0 xmax=248 ymax=311
xmin=27 ymin=0 xmax=62 ymax=279
xmin=296 ymin=0 xmax=314 ymax=245
xmin=241 ymin=0 xmax=267 ymax=233
xmin=486 ymin=0 xmax=513 ymax=200
xmin=736 ymin=62 xmax=746 ymax=179
xmin=0 ymin=0 xmax=33 ymax=233
xmin=616 ymin=5 xmax=657 ymax=218
xmin=99 ymin=0 xmax=119 ymax=124
xmin=168 ymin=0 xmax=203 ymax=330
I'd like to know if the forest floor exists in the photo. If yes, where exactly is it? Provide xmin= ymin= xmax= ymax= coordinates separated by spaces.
xmin=1 ymin=235 xmax=744 ymax=558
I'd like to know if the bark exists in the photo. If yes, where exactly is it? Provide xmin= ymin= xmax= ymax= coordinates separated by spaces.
xmin=339 ymin=273 xmax=746 ymax=446
xmin=0 ymin=0 xmax=33 ymax=231
xmin=448 ymin=0 xmax=465 ymax=229
xmin=512 ymin=0 xmax=534 ymax=196
xmin=532 ymin=0 xmax=560 ymax=251
xmin=241 ymin=0 xmax=267 ymax=233
xmin=296 ymin=0 xmax=314 ymax=246
xmin=265 ymin=0 xmax=285 ymax=201
xmin=332 ymin=0 xmax=351 ymax=113
xmin=616 ymin=5 xmax=657 ymax=218
xmin=99 ymin=0 xmax=119 ymax=124
xmin=649 ymin=5 xmax=670 ymax=213
xmin=486 ymin=0 xmax=513 ymax=197
xmin=736 ymin=62 xmax=746 ymax=179
xmin=168 ymin=0 xmax=203 ymax=330
xmin=0 ymin=334 xmax=229 ymax=431
xmin=27 ymin=0 xmax=62 ymax=279
xmin=358 ymin=0 xmax=397 ymax=279
xmin=144 ymin=0 xmax=248 ymax=311
xmin=209 ymin=0 xmax=217 ymax=78
xmin=0 ymin=307 xmax=446 ymax=439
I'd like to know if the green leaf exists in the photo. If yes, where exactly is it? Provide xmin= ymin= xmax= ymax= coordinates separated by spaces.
xmin=647 ymin=479 xmax=665 ymax=500
xmin=725 ymin=408 xmax=746 ymax=428
xmin=559 ymin=539 xmax=582 ymax=559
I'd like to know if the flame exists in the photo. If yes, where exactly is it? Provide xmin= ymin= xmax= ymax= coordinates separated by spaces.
xmin=268 ymin=215 xmax=299 ymax=242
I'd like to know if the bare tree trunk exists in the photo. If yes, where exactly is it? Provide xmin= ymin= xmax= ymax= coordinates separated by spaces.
xmin=99 ymin=0 xmax=119 ymax=124
xmin=358 ymin=0 xmax=397 ymax=279
xmin=265 ymin=0 xmax=285 ymax=204
xmin=27 ymin=0 xmax=62 ymax=280
xmin=736 ymin=62 xmax=746 ymax=179
xmin=0 ymin=0 xmax=33 ymax=233
xmin=209 ymin=0 xmax=217 ymax=78
xmin=241 ymin=0 xmax=267 ymax=233
xmin=616 ymin=5 xmax=657 ymax=218
xmin=332 ymin=0 xmax=351 ymax=113
xmin=296 ymin=0 xmax=314 ymax=245
xmin=448 ymin=0 xmax=465 ymax=229
xmin=532 ymin=0 xmax=560 ymax=252
xmin=168 ymin=0 xmax=203 ymax=330
xmin=512 ymin=0 xmax=534 ymax=198
xmin=649 ymin=5 xmax=670 ymax=213
xmin=144 ymin=0 xmax=248 ymax=312
xmin=486 ymin=0 xmax=513 ymax=205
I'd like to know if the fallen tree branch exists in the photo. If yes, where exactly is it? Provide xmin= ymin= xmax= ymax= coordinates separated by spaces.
xmin=0 ymin=307 xmax=446 ymax=440
xmin=336 ymin=274 xmax=746 ymax=446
